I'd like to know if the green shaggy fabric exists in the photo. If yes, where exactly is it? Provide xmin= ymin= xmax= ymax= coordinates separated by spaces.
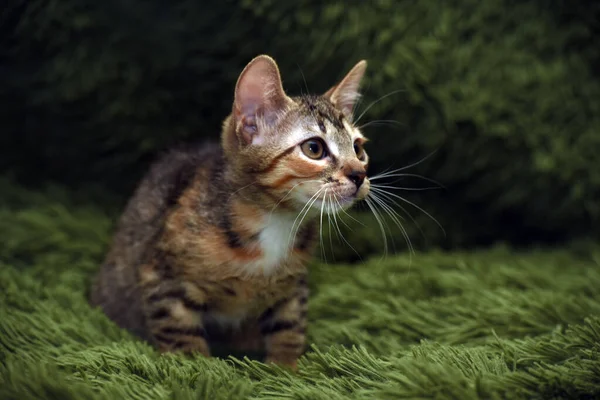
xmin=1 ymin=179 xmax=600 ymax=399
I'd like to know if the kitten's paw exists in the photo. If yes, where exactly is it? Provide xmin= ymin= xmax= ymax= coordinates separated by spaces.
xmin=157 ymin=341 xmax=211 ymax=358
xmin=265 ymin=356 xmax=298 ymax=371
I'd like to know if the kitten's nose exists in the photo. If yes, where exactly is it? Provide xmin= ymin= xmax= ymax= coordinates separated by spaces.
xmin=347 ymin=170 xmax=366 ymax=189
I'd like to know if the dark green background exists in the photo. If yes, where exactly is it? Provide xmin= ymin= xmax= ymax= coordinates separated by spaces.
xmin=2 ymin=0 xmax=599 ymax=257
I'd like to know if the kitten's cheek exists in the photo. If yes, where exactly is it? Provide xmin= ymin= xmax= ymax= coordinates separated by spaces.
xmin=290 ymin=187 xmax=320 ymax=207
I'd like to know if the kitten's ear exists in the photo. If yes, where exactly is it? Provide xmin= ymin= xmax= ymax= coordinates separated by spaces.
xmin=324 ymin=60 xmax=367 ymax=120
xmin=234 ymin=55 xmax=291 ymax=145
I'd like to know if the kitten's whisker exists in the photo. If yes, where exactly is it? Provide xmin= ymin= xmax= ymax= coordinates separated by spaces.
xmin=335 ymin=209 xmax=357 ymax=231
xmin=364 ymin=197 xmax=389 ymax=260
xmin=267 ymin=180 xmax=321 ymax=223
xmin=368 ymin=150 xmax=440 ymax=178
xmin=268 ymin=182 xmax=304 ymax=219
xmin=370 ymin=187 xmax=445 ymax=236
xmin=352 ymin=82 xmax=367 ymax=119
xmin=369 ymin=174 xmax=444 ymax=189
xmin=296 ymin=63 xmax=310 ymax=96
xmin=290 ymin=189 xmax=321 ymax=245
xmin=332 ymin=195 xmax=363 ymax=261
xmin=334 ymin=200 xmax=364 ymax=228
xmin=370 ymin=183 xmax=440 ymax=192
xmin=287 ymin=189 xmax=321 ymax=249
xmin=287 ymin=187 xmax=325 ymax=251
xmin=354 ymin=89 xmax=406 ymax=125
xmin=228 ymin=180 xmax=260 ymax=201
xmin=326 ymin=193 xmax=335 ymax=260
xmin=325 ymin=193 xmax=335 ymax=261
xmin=370 ymin=187 xmax=427 ymax=241
xmin=368 ymin=191 xmax=414 ymax=260
xmin=293 ymin=190 xmax=323 ymax=250
xmin=358 ymin=119 xmax=406 ymax=130
xmin=319 ymin=189 xmax=328 ymax=263
xmin=335 ymin=204 xmax=358 ymax=231
xmin=371 ymin=196 xmax=414 ymax=271
xmin=368 ymin=192 xmax=400 ymax=254
xmin=369 ymin=191 xmax=406 ymax=223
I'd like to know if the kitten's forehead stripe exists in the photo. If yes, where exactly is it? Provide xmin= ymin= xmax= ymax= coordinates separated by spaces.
xmin=298 ymin=95 xmax=344 ymax=131
xmin=317 ymin=119 xmax=326 ymax=133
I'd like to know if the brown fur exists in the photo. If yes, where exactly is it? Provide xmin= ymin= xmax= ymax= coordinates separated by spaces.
xmin=90 ymin=55 xmax=370 ymax=369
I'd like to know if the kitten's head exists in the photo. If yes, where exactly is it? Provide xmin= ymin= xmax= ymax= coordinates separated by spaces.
xmin=222 ymin=55 xmax=370 ymax=215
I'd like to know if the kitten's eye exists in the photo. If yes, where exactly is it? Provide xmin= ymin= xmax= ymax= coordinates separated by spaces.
xmin=354 ymin=141 xmax=365 ymax=160
xmin=301 ymin=139 xmax=327 ymax=160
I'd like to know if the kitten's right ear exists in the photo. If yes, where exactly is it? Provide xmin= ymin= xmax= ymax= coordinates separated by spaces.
xmin=324 ymin=60 xmax=367 ymax=121
xmin=233 ymin=55 xmax=291 ymax=145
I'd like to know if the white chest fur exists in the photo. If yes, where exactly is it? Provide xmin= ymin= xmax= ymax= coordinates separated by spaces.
xmin=251 ymin=213 xmax=297 ymax=276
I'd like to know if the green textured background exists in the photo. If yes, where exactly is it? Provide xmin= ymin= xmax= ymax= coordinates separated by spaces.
xmin=2 ymin=0 xmax=600 ymax=398
xmin=3 ymin=0 xmax=599 ymax=251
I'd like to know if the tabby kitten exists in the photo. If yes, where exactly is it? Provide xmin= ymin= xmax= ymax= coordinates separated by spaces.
xmin=90 ymin=55 xmax=370 ymax=369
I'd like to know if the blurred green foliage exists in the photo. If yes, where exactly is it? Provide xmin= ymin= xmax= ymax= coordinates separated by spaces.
xmin=1 ymin=0 xmax=599 ymax=252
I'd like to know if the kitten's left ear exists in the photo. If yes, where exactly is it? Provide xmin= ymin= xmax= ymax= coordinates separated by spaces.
xmin=234 ymin=55 xmax=292 ymax=145
xmin=324 ymin=60 xmax=368 ymax=121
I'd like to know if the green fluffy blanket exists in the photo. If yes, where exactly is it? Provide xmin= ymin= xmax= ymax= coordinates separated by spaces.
xmin=1 ymin=180 xmax=599 ymax=399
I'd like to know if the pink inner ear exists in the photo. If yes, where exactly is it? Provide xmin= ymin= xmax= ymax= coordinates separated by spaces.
xmin=325 ymin=60 xmax=367 ymax=119
xmin=330 ymin=81 xmax=362 ymax=118
xmin=335 ymin=90 xmax=361 ymax=117
xmin=236 ymin=79 xmax=264 ymax=118
xmin=234 ymin=57 xmax=288 ymax=129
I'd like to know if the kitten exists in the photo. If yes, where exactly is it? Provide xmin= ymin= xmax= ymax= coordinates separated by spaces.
xmin=90 ymin=55 xmax=370 ymax=369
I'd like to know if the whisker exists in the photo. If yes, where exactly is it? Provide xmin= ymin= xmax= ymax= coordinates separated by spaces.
xmin=228 ymin=180 xmax=259 ymax=201
xmin=294 ymin=191 xmax=323 ymax=250
xmin=296 ymin=63 xmax=310 ymax=95
xmin=335 ymin=207 xmax=358 ymax=231
xmin=287 ymin=187 xmax=324 ymax=251
xmin=370 ymin=188 xmax=445 ymax=236
xmin=358 ymin=119 xmax=406 ymax=130
xmin=368 ymin=191 xmax=414 ymax=259
xmin=369 ymin=192 xmax=416 ymax=271
xmin=370 ymin=183 xmax=441 ymax=192
xmin=370 ymin=187 xmax=427 ymax=241
xmin=332 ymin=195 xmax=363 ymax=261
xmin=364 ymin=197 xmax=389 ymax=260
xmin=326 ymin=193 xmax=335 ymax=261
xmin=267 ymin=182 xmax=304 ymax=218
xmin=352 ymin=80 xmax=371 ymax=118
xmin=334 ymin=201 xmax=364 ymax=227
xmin=368 ymin=192 xmax=400 ymax=254
xmin=368 ymin=191 xmax=406 ymax=224
xmin=354 ymin=89 xmax=406 ymax=125
xmin=369 ymin=173 xmax=445 ymax=189
xmin=368 ymin=149 xmax=440 ymax=178
xmin=267 ymin=179 xmax=321 ymax=223
xmin=319 ymin=189 xmax=328 ymax=263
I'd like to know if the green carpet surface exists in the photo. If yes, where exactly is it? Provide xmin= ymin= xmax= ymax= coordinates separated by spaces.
xmin=1 ymin=179 xmax=600 ymax=399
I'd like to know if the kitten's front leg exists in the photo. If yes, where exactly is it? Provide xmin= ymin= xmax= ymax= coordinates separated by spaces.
xmin=139 ymin=264 xmax=211 ymax=356
xmin=259 ymin=277 xmax=309 ymax=369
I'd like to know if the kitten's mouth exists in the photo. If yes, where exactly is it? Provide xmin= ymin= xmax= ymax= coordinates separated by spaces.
xmin=335 ymin=195 xmax=357 ymax=207
xmin=294 ymin=185 xmax=364 ymax=213
xmin=308 ymin=193 xmax=356 ymax=213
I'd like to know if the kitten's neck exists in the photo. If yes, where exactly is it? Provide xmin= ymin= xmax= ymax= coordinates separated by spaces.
xmin=216 ymin=188 xmax=315 ymax=276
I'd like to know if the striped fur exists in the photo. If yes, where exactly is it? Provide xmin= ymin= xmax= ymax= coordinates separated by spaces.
xmin=90 ymin=55 xmax=369 ymax=369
